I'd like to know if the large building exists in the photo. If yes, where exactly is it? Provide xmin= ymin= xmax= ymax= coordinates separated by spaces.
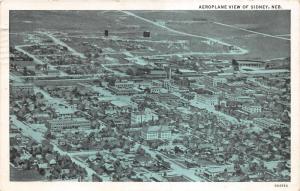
xmin=131 ymin=108 xmax=158 ymax=125
xmin=196 ymin=94 xmax=219 ymax=106
xmin=253 ymin=118 xmax=288 ymax=129
xmin=242 ymin=103 xmax=262 ymax=114
xmin=150 ymin=80 xmax=163 ymax=94
xmin=141 ymin=125 xmax=172 ymax=140
xmin=45 ymin=118 xmax=91 ymax=131
xmin=108 ymin=80 xmax=138 ymax=95
xmin=233 ymin=59 xmax=267 ymax=71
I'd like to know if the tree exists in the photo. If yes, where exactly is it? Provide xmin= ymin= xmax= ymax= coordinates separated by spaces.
xmin=39 ymin=168 xmax=46 ymax=176
xmin=174 ymin=146 xmax=182 ymax=154
xmin=126 ymin=68 xmax=134 ymax=76
xmin=137 ymin=146 xmax=145 ymax=155
xmin=156 ymin=154 xmax=162 ymax=161
xmin=107 ymin=77 xmax=116 ymax=86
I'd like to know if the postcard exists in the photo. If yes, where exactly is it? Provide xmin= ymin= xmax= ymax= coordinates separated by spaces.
xmin=0 ymin=0 xmax=299 ymax=191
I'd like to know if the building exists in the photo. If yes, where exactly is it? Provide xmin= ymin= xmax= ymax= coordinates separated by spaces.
xmin=163 ymin=79 xmax=179 ymax=92
xmin=10 ymin=82 xmax=34 ymax=97
xmin=32 ymin=113 xmax=51 ymax=122
xmin=150 ymin=80 xmax=164 ymax=94
xmin=108 ymin=80 xmax=137 ymax=95
xmin=234 ymin=59 xmax=267 ymax=70
xmin=46 ymin=69 xmax=60 ymax=77
xmin=149 ymin=69 xmax=167 ymax=78
xmin=253 ymin=118 xmax=288 ymax=129
xmin=242 ymin=103 xmax=262 ymax=114
xmin=202 ymin=75 xmax=227 ymax=87
xmin=177 ymin=69 xmax=197 ymax=76
xmin=146 ymin=93 xmax=179 ymax=103
xmin=131 ymin=108 xmax=158 ymax=125
xmin=115 ymin=80 xmax=134 ymax=89
xmin=141 ymin=125 xmax=172 ymax=140
xmin=55 ymin=106 xmax=75 ymax=118
xmin=45 ymin=118 xmax=91 ymax=131
xmin=143 ymin=31 xmax=150 ymax=37
xmin=196 ymin=94 xmax=219 ymax=106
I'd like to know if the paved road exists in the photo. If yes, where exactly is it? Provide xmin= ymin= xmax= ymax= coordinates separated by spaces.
xmin=139 ymin=144 xmax=207 ymax=181
xmin=190 ymin=100 xmax=239 ymax=124
xmin=137 ymin=50 xmax=246 ymax=58
xmin=15 ymin=45 xmax=68 ymax=76
xmin=15 ymin=46 xmax=54 ymax=72
xmin=213 ymin=21 xmax=290 ymax=41
xmin=38 ymin=32 xmax=87 ymax=59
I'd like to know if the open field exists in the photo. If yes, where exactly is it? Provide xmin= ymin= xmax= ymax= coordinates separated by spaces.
xmin=9 ymin=11 xmax=240 ymax=56
xmin=133 ymin=10 xmax=290 ymax=60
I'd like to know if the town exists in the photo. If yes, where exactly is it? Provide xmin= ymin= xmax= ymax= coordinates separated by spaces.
xmin=9 ymin=10 xmax=290 ymax=182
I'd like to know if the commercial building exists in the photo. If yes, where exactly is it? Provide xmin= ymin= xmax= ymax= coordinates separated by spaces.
xmin=108 ymin=80 xmax=137 ymax=95
xmin=131 ymin=108 xmax=158 ymax=125
xmin=45 ymin=118 xmax=91 ymax=131
xmin=148 ymin=69 xmax=167 ymax=78
xmin=253 ymin=118 xmax=288 ymax=129
xmin=234 ymin=60 xmax=267 ymax=70
xmin=242 ymin=103 xmax=262 ymax=114
xmin=196 ymin=94 xmax=219 ymax=106
xmin=177 ymin=69 xmax=197 ymax=76
xmin=141 ymin=125 xmax=172 ymax=140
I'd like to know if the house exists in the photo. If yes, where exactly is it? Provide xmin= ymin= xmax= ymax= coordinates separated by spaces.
xmin=33 ymin=113 xmax=50 ymax=122
xmin=141 ymin=125 xmax=172 ymax=140
xmin=37 ymin=163 xmax=49 ymax=170
xmin=203 ymin=165 xmax=235 ymax=179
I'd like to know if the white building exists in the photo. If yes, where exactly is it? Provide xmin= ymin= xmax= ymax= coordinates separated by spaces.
xmin=242 ymin=103 xmax=262 ymax=114
xmin=196 ymin=94 xmax=219 ymax=106
xmin=114 ymin=80 xmax=134 ymax=89
xmin=141 ymin=126 xmax=172 ymax=140
xmin=131 ymin=108 xmax=158 ymax=125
